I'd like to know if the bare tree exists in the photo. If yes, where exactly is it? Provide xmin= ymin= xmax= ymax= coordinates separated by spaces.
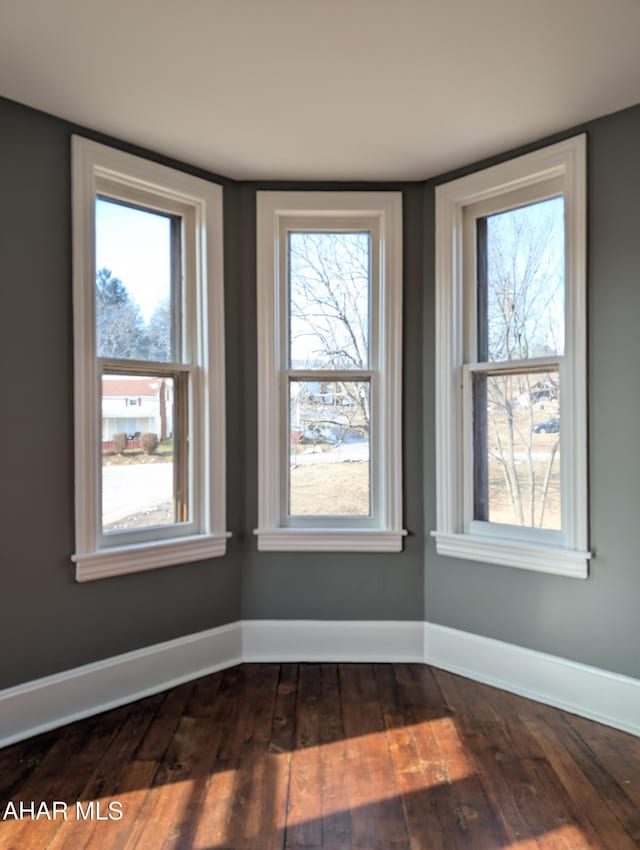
xmin=486 ymin=200 xmax=564 ymax=362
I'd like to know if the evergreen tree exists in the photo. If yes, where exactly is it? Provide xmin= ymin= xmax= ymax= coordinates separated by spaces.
xmin=95 ymin=268 xmax=148 ymax=359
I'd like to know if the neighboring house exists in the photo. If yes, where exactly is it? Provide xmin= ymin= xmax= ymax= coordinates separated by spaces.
xmin=529 ymin=379 xmax=559 ymax=405
xmin=101 ymin=375 xmax=173 ymax=444
xmin=515 ymin=378 xmax=560 ymax=409
xmin=301 ymin=381 xmax=335 ymax=406
xmin=297 ymin=381 xmax=358 ymax=407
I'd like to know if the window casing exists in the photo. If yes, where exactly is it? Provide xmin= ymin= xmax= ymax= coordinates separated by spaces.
xmin=434 ymin=136 xmax=591 ymax=578
xmin=256 ymin=192 xmax=405 ymax=552
xmin=71 ymin=137 xmax=228 ymax=581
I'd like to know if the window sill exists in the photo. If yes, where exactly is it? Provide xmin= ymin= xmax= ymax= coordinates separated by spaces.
xmin=431 ymin=531 xmax=591 ymax=578
xmin=255 ymin=528 xmax=407 ymax=553
xmin=72 ymin=532 xmax=232 ymax=582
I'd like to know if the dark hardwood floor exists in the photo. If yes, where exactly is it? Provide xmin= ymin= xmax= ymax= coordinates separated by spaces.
xmin=1 ymin=663 xmax=639 ymax=849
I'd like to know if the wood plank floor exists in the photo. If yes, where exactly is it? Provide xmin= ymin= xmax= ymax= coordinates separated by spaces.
xmin=1 ymin=664 xmax=639 ymax=850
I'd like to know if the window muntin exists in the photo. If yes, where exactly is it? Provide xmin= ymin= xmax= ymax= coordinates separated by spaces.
xmin=284 ymin=228 xmax=374 ymax=526
xmin=72 ymin=137 xmax=227 ymax=580
xmin=94 ymin=192 xmax=195 ymax=546
xmin=464 ymin=189 xmax=565 ymax=541
xmin=256 ymin=192 xmax=404 ymax=552
xmin=434 ymin=136 xmax=589 ymax=577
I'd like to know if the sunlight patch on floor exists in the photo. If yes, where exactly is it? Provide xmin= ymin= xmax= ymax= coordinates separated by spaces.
xmin=506 ymin=823 xmax=588 ymax=849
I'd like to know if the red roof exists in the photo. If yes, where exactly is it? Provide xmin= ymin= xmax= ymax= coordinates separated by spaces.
xmin=101 ymin=376 xmax=160 ymax=397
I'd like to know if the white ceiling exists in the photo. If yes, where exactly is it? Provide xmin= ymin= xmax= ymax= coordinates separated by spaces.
xmin=1 ymin=0 xmax=639 ymax=181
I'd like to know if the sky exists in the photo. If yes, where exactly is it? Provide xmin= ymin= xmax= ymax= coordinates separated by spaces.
xmin=95 ymin=198 xmax=171 ymax=322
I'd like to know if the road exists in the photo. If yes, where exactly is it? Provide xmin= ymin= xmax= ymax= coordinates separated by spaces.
xmin=290 ymin=441 xmax=369 ymax=465
xmin=102 ymin=463 xmax=173 ymax=524
xmin=492 ymin=450 xmax=561 ymax=463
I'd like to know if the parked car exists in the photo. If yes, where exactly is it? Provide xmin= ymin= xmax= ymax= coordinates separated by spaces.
xmin=299 ymin=424 xmax=340 ymax=445
xmin=533 ymin=417 xmax=560 ymax=434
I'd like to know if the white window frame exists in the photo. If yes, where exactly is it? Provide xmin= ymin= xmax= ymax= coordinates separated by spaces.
xmin=255 ymin=192 xmax=405 ymax=552
xmin=71 ymin=137 xmax=228 ymax=581
xmin=433 ymin=136 xmax=591 ymax=578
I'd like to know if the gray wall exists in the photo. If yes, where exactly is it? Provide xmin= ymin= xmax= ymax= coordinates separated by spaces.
xmin=0 ymin=98 xmax=243 ymax=689
xmin=2 ymin=91 xmax=639 ymax=688
xmin=0 ymin=98 xmax=425 ymax=691
xmin=423 ymin=103 xmax=640 ymax=680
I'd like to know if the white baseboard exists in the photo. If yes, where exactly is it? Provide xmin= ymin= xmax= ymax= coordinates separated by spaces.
xmin=0 ymin=621 xmax=242 ymax=749
xmin=2 ymin=619 xmax=638 ymax=748
xmin=241 ymin=619 xmax=425 ymax=663
xmin=425 ymin=622 xmax=640 ymax=737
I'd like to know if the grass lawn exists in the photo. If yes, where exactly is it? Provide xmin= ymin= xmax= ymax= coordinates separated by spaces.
xmin=289 ymin=461 xmax=370 ymax=516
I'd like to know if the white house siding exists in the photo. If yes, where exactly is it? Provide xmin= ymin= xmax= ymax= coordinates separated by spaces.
xmin=101 ymin=376 xmax=174 ymax=442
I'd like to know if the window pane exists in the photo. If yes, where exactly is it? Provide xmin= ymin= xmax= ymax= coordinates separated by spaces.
xmin=473 ymin=369 xmax=561 ymax=530
xmin=95 ymin=198 xmax=179 ymax=361
xmin=289 ymin=379 xmax=370 ymax=516
xmin=477 ymin=196 xmax=564 ymax=362
xmin=289 ymin=232 xmax=370 ymax=369
xmin=101 ymin=374 xmax=188 ymax=532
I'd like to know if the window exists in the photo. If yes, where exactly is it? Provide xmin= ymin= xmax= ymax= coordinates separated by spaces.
xmin=256 ymin=192 xmax=405 ymax=552
xmin=434 ymin=136 xmax=591 ymax=577
xmin=71 ymin=137 xmax=227 ymax=581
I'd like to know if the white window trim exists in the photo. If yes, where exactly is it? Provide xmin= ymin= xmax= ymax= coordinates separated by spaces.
xmin=433 ymin=136 xmax=591 ymax=578
xmin=71 ymin=137 xmax=229 ymax=582
xmin=255 ymin=192 xmax=405 ymax=552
